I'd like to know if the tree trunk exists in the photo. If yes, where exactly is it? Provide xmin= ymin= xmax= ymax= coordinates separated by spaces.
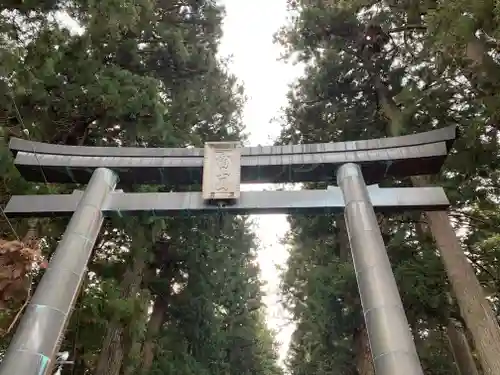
xmin=95 ymin=321 xmax=124 ymax=375
xmin=336 ymin=214 xmax=350 ymax=262
xmin=122 ymin=342 xmax=142 ymax=375
xmin=419 ymin=206 xmax=500 ymax=375
xmin=416 ymin=215 xmax=480 ymax=375
xmin=463 ymin=37 xmax=500 ymax=131
xmin=122 ymin=307 xmax=149 ymax=375
xmin=464 ymin=37 xmax=500 ymax=86
xmin=140 ymin=296 xmax=167 ymax=375
xmin=354 ymin=323 xmax=376 ymax=375
xmin=447 ymin=318 xmax=481 ymax=375
xmin=95 ymin=254 xmax=146 ymax=375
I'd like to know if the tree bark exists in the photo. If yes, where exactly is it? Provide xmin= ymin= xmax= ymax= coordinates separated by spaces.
xmin=419 ymin=205 xmax=500 ymax=375
xmin=95 ymin=321 xmax=124 ymax=375
xmin=354 ymin=323 xmax=376 ymax=375
xmin=447 ymin=318 xmax=481 ymax=375
xmin=95 ymin=254 xmax=146 ymax=375
xmin=122 ymin=309 xmax=148 ymax=375
xmin=336 ymin=214 xmax=350 ymax=262
xmin=464 ymin=37 xmax=500 ymax=86
xmin=416 ymin=216 xmax=480 ymax=375
xmin=139 ymin=296 xmax=167 ymax=375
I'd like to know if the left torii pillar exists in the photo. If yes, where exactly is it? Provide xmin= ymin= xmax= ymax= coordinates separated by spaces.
xmin=0 ymin=168 xmax=117 ymax=375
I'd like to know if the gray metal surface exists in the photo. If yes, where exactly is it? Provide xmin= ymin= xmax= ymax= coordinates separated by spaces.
xmin=9 ymin=126 xmax=458 ymax=184
xmin=4 ymin=186 xmax=450 ymax=217
xmin=337 ymin=163 xmax=424 ymax=375
xmin=9 ymin=126 xmax=457 ymax=157
xmin=0 ymin=168 xmax=118 ymax=375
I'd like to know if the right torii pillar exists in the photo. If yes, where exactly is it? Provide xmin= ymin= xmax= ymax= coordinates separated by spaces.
xmin=338 ymin=163 xmax=423 ymax=375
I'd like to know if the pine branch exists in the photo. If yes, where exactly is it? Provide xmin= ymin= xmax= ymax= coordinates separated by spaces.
xmin=388 ymin=25 xmax=427 ymax=34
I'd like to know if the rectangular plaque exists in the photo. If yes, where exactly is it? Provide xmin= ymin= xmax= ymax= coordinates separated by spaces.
xmin=202 ymin=142 xmax=241 ymax=201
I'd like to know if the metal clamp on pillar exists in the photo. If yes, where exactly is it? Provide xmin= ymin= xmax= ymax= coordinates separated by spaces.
xmin=337 ymin=163 xmax=424 ymax=375
xmin=0 ymin=168 xmax=118 ymax=375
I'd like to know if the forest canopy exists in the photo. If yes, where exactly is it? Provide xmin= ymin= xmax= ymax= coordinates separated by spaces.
xmin=278 ymin=1 xmax=500 ymax=375
xmin=2 ymin=1 xmax=500 ymax=375
xmin=0 ymin=2 xmax=282 ymax=375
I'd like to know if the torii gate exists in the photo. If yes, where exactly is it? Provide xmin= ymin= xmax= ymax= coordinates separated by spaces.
xmin=0 ymin=125 xmax=458 ymax=375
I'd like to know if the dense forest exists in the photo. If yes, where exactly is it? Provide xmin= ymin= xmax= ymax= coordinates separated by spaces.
xmin=0 ymin=1 xmax=282 ymax=375
xmin=278 ymin=0 xmax=500 ymax=375
xmin=2 ymin=1 xmax=500 ymax=375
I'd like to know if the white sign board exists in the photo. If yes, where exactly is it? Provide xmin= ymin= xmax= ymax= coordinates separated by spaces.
xmin=202 ymin=142 xmax=241 ymax=200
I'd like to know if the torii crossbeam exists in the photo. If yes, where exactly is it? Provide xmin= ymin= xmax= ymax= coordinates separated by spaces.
xmin=0 ymin=126 xmax=458 ymax=375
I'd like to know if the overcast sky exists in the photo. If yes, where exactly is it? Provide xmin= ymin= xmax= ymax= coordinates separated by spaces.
xmin=217 ymin=0 xmax=303 ymax=364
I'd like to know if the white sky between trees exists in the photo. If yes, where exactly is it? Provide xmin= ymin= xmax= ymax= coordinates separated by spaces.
xmin=217 ymin=0 xmax=304 ymax=364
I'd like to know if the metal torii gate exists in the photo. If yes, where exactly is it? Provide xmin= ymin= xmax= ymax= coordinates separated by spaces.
xmin=0 ymin=125 xmax=458 ymax=375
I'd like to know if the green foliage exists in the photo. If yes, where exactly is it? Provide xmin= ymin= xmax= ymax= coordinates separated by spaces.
xmin=0 ymin=1 xmax=280 ymax=375
xmin=278 ymin=0 xmax=500 ymax=374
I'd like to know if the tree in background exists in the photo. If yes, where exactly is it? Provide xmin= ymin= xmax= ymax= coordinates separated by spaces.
xmin=278 ymin=0 xmax=500 ymax=374
xmin=0 ymin=1 xmax=282 ymax=375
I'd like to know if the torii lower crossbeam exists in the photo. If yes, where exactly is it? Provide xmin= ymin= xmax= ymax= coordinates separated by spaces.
xmin=4 ymin=186 xmax=449 ymax=217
